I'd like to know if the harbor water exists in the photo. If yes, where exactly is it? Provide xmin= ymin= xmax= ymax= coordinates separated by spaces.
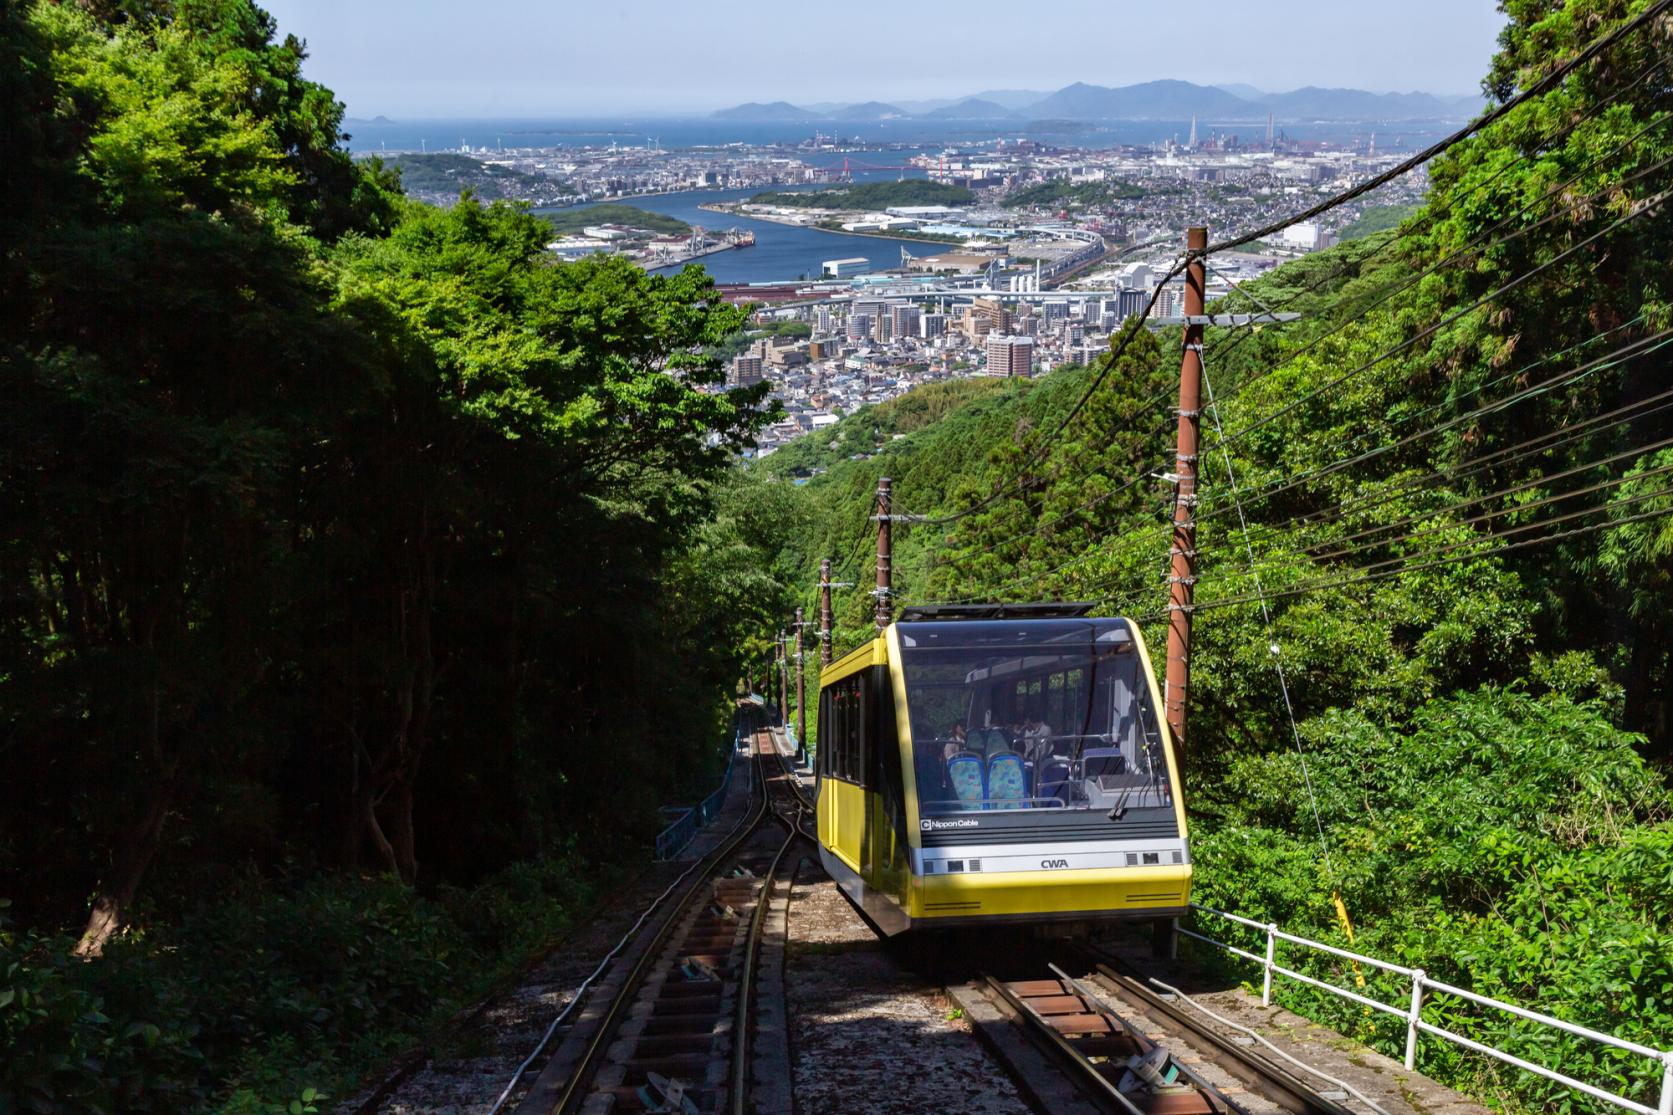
xmin=535 ymin=181 xmax=963 ymax=284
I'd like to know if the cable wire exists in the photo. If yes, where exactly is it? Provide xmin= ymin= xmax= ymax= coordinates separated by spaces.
xmin=1125 ymin=494 xmax=1673 ymax=621
xmin=1197 ymin=358 xmax=1673 ymax=552
xmin=1199 ymin=0 xmax=1673 ymax=256
xmin=1188 ymin=314 xmax=1658 ymax=529
xmin=1212 ymin=186 xmax=1672 ymax=455
xmin=929 ymin=120 xmax=1673 ymax=571
xmin=1199 ymin=353 xmax=1331 ymax=866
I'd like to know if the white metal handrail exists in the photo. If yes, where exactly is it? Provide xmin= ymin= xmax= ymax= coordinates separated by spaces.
xmin=1185 ymin=903 xmax=1673 ymax=1115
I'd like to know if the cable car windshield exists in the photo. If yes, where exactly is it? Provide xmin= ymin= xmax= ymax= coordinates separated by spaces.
xmin=897 ymin=618 xmax=1172 ymax=816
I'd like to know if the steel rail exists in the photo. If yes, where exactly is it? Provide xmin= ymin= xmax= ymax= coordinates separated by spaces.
xmin=1045 ymin=964 xmax=1250 ymax=1115
xmin=730 ymin=817 xmax=799 ymax=1115
xmin=980 ymin=973 xmax=1147 ymax=1115
xmin=732 ymin=737 xmax=813 ymax=1115
xmin=539 ymin=745 xmax=772 ymax=1115
xmin=1083 ymin=952 xmax=1359 ymax=1115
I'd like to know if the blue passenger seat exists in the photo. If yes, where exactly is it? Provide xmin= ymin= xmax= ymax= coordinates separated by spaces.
xmin=946 ymin=752 xmax=986 ymax=807
xmin=1036 ymin=758 xmax=1071 ymax=805
xmin=986 ymin=750 xmax=1029 ymax=809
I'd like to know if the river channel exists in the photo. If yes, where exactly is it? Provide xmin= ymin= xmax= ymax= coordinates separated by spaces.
xmin=534 ymin=178 xmax=955 ymax=284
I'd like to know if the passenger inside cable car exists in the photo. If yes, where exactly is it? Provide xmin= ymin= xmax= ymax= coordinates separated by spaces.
xmin=901 ymin=619 xmax=1173 ymax=815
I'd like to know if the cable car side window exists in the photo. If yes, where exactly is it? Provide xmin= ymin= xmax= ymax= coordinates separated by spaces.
xmin=856 ymin=671 xmax=871 ymax=789
xmin=870 ymin=665 xmax=906 ymax=837
xmin=817 ymin=686 xmax=833 ymax=777
xmin=824 ymin=672 xmax=865 ymax=784
xmin=833 ymin=678 xmax=848 ymax=781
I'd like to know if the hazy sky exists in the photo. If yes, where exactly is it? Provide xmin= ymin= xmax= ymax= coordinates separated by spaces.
xmin=258 ymin=1 xmax=1509 ymax=119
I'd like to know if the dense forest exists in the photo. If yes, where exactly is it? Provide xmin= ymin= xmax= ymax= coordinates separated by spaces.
xmin=0 ymin=2 xmax=793 ymax=1110
xmin=760 ymin=2 xmax=1672 ymax=1110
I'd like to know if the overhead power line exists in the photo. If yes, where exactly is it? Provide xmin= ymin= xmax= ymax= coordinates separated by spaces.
xmin=1131 ymin=496 xmax=1673 ymax=622
xmin=1213 ymin=187 xmax=1673 ymax=455
xmin=1188 ymin=315 xmax=1657 ymax=529
xmin=925 ymin=92 xmax=1673 ymax=569
xmin=1200 ymin=0 xmax=1673 ymax=256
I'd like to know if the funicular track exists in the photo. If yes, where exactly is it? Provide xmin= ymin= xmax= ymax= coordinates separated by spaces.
xmin=961 ymin=945 xmax=1365 ymax=1115
xmin=507 ymin=713 xmax=812 ymax=1115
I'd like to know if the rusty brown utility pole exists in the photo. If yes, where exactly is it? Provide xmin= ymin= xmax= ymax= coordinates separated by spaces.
xmin=819 ymin=558 xmax=835 ymax=667
xmin=874 ymin=477 xmax=892 ymax=632
xmin=794 ymin=606 xmax=806 ymax=754
xmin=1165 ymin=226 xmax=1207 ymax=770
xmin=777 ymin=632 xmax=789 ymax=725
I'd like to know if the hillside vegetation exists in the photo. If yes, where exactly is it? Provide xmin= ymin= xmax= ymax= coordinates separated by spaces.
xmin=760 ymin=378 xmax=1013 ymax=475
xmin=0 ymin=3 xmax=790 ymax=1110
xmin=750 ymin=180 xmax=976 ymax=209
xmin=543 ymin=203 xmax=691 ymax=237
xmin=754 ymin=4 xmax=1673 ymax=1110
xmin=1337 ymin=202 xmax=1423 ymax=239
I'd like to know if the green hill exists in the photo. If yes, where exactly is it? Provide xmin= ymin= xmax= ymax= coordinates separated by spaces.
xmin=1001 ymin=178 xmax=1150 ymax=209
xmin=760 ymin=377 xmax=1012 ymax=476
xmin=543 ymin=204 xmax=691 ymax=238
xmin=750 ymin=180 xmax=976 ymax=209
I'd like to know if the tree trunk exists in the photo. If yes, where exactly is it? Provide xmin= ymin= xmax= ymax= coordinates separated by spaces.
xmin=361 ymin=786 xmax=402 ymax=879
xmin=384 ymin=778 xmax=418 ymax=885
xmin=73 ymin=765 xmax=177 ymax=959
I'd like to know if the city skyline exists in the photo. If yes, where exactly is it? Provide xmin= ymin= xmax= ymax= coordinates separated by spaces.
xmin=258 ymin=0 xmax=1509 ymax=118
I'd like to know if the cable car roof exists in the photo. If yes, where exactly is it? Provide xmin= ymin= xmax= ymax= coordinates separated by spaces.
xmin=897 ymin=602 xmax=1097 ymax=621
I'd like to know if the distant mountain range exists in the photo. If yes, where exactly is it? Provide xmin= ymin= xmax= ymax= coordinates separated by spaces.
xmin=712 ymin=80 xmax=1484 ymax=123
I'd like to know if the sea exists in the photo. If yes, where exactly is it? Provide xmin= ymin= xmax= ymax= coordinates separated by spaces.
xmin=350 ymin=115 xmax=1457 ymax=285
xmin=533 ymin=180 xmax=965 ymax=285
xmin=341 ymin=115 xmax=1453 ymax=155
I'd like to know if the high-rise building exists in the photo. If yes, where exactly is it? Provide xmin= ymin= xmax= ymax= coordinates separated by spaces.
xmin=986 ymin=335 xmax=1035 ymax=378
xmin=846 ymin=313 xmax=873 ymax=340
xmin=875 ymin=316 xmax=893 ymax=343
xmin=921 ymin=313 xmax=948 ymax=339
xmin=816 ymin=307 xmax=833 ymax=333
xmin=972 ymin=297 xmax=1012 ymax=335
xmin=889 ymin=304 xmax=921 ymax=336
xmin=1150 ymin=282 xmax=1183 ymax=320
xmin=1042 ymin=300 xmax=1069 ymax=324
xmin=1117 ymin=288 xmax=1148 ymax=321
xmin=730 ymin=354 xmax=764 ymax=387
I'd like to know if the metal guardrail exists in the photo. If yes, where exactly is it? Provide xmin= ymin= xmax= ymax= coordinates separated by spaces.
xmin=653 ymin=722 xmax=743 ymax=861
xmin=1184 ymin=903 xmax=1673 ymax=1115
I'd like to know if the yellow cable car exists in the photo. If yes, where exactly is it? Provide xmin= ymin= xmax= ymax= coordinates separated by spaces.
xmin=815 ymin=604 xmax=1191 ymax=936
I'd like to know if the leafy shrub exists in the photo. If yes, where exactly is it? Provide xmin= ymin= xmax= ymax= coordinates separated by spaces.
xmin=1191 ymin=687 xmax=1672 ymax=1113
xmin=0 ymin=852 xmax=603 ymax=1114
